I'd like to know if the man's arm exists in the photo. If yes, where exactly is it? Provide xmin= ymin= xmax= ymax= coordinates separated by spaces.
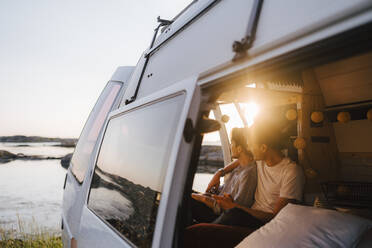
xmin=205 ymin=159 xmax=240 ymax=193
xmin=214 ymin=194 xmax=297 ymax=222
xmin=239 ymin=197 xmax=297 ymax=222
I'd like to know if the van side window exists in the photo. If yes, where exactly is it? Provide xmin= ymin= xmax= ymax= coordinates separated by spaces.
xmin=193 ymin=111 xmax=224 ymax=192
xmin=88 ymin=94 xmax=185 ymax=248
xmin=71 ymin=82 xmax=122 ymax=183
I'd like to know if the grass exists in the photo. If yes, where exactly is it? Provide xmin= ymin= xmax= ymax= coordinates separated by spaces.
xmin=0 ymin=215 xmax=62 ymax=248
xmin=0 ymin=236 xmax=62 ymax=248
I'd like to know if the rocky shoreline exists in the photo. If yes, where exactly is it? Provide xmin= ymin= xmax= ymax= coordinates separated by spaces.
xmin=0 ymin=137 xmax=224 ymax=173
xmin=0 ymin=150 xmax=71 ymax=164
xmin=0 ymin=135 xmax=76 ymax=166
xmin=0 ymin=135 xmax=77 ymax=143
xmin=0 ymin=135 xmax=77 ymax=147
xmin=197 ymin=145 xmax=224 ymax=173
xmin=57 ymin=145 xmax=224 ymax=172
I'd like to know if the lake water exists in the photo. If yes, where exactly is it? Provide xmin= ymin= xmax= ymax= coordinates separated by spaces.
xmin=0 ymin=142 xmax=74 ymax=235
xmin=0 ymin=142 xmax=214 ymax=235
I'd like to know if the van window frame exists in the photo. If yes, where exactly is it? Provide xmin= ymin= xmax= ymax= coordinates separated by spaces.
xmin=86 ymin=91 xmax=187 ymax=247
xmin=70 ymin=80 xmax=124 ymax=184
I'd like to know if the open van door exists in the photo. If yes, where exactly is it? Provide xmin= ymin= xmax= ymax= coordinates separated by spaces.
xmin=76 ymin=76 xmax=201 ymax=248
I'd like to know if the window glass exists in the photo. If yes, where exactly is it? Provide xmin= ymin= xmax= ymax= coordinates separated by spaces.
xmin=219 ymin=102 xmax=259 ymax=136
xmin=71 ymin=82 xmax=122 ymax=183
xmin=219 ymin=103 xmax=245 ymax=141
xmin=193 ymin=111 xmax=223 ymax=192
xmin=88 ymin=94 xmax=185 ymax=248
xmin=192 ymin=101 xmax=260 ymax=192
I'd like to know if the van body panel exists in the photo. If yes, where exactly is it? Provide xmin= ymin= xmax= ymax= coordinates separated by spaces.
xmin=110 ymin=66 xmax=135 ymax=82
xmin=119 ymin=0 xmax=372 ymax=104
xmin=62 ymin=213 xmax=73 ymax=248
xmin=135 ymin=0 xmax=250 ymax=100
xmin=251 ymin=0 xmax=372 ymax=56
xmin=151 ymin=0 xmax=372 ymax=60
xmin=149 ymin=0 xmax=218 ymax=54
xmin=77 ymin=76 xmax=200 ymax=248
xmin=199 ymin=8 xmax=372 ymax=86
xmin=62 ymin=171 xmax=83 ymax=238
xmin=62 ymin=67 xmax=133 ymax=244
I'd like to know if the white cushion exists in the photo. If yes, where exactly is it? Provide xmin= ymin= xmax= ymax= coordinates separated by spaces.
xmin=236 ymin=204 xmax=372 ymax=248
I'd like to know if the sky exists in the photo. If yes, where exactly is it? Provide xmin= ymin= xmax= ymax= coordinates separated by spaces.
xmin=0 ymin=0 xmax=191 ymax=138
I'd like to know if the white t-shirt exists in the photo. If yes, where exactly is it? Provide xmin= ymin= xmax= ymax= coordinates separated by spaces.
xmin=251 ymin=158 xmax=305 ymax=213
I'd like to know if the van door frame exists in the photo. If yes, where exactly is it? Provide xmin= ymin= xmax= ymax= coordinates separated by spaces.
xmin=76 ymin=76 xmax=201 ymax=248
xmin=150 ymin=76 xmax=202 ymax=248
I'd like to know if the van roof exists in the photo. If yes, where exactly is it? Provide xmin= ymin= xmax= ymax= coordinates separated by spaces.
xmin=121 ymin=0 xmax=372 ymax=106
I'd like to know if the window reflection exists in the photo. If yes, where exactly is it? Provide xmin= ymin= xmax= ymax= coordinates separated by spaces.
xmin=71 ymin=82 xmax=122 ymax=183
xmin=88 ymin=94 xmax=185 ymax=248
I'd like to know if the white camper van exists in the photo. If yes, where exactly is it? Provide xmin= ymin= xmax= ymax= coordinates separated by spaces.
xmin=62 ymin=0 xmax=372 ymax=247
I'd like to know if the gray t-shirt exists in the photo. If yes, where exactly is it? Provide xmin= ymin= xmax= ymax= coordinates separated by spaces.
xmin=219 ymin=161 xmax=257 ymax=209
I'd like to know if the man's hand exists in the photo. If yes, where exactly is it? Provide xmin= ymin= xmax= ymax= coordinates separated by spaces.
xmin=205 ymin=172 xmax=221 ymax=193
xmin=213 ymin=193 xmax=237 ymax=210
xmin=191 ymin=193 xmax=215 ymax=209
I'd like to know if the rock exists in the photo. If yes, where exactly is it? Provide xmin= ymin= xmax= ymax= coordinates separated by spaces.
xmin=61 ymin=153 xmax=73 ymax=169
xmin=0 ymin=150 xmax=17 ymax=158
xmin=0 ymin=150 xmax=17 ymax=164
xmin=0 ymin=158 xmax=12 ymax=164
xmin=56 ymin=141 xmax=76 ymax=148
xmin=0 ymin=150 xmax=17 ymax=159
xmin=0 ymin=150 xmax=68 ymax=164
xmin=16 ymin=153 xmax=25 ymax=157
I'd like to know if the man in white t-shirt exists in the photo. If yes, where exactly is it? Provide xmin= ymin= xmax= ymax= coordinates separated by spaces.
xmin=212 ymin=121 xmax=305 ymax=228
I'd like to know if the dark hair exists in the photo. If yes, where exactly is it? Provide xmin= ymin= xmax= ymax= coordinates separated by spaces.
xmin=231 ymin=128 xmax=252 ymax=157
xmin=247 ymin=117 xmax=287 ymax=151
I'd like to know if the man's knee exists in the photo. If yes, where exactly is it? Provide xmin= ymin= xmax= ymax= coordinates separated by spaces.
xmin=214 ymin=208 xmax=264 ymax=228
xmin=225 ymin=207 xmax=245 ymax=215
xmin=213 ymin=207 xmax=245 ymax=225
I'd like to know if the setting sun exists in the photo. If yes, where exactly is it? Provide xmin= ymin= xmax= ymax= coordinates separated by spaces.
xmin=203 ymin=102 xmax=260 ymax=145
xmin=240 ymin=102 xmax=260 ymax=127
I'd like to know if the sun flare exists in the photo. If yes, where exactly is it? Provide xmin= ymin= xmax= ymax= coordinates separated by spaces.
xmin=240 ymin=102 xmax=260 ymax=127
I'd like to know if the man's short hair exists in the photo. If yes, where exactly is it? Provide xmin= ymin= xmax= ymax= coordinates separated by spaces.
xmin=231 ymin=128 xmax=252 ymax=157
xmin=247 ymin=118 xmax=287 ymax=151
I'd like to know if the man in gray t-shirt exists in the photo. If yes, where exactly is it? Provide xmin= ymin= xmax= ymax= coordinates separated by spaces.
xmin=191 ymin=128 xmax=257 ymax=222
xmin=218 ymin=160 xmax=256 ymax=211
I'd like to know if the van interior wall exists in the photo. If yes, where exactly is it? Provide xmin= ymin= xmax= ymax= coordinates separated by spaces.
xmin=314 ymin=51 xmax=372 ymax=107
xmin=333 ymin=120 xmax=372 ymax=181
xmin=313 ymin=51 xmax=372 ymax=182
xmin=299 ymin=69 xmax=341 ymax=196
